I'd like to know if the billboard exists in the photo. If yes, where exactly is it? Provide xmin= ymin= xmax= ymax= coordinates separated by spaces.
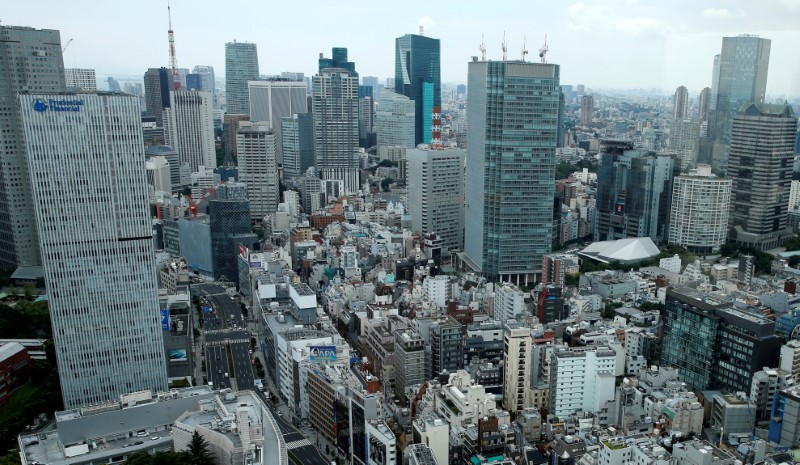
xmin=169 ymin=349 xmax=188 ymax=363
xmin=309 ymin=345 xmax=337 ymax=362
xmin=160 ymin=309 xmax=170 ymax=331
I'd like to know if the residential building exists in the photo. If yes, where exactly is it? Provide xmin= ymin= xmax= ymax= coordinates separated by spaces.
xmin=248 ymin=79 xmax=307 ymax=161
xmin=673 ymin=85 xmax=689 ymax=120
xmin=144 ymin=67 xmax=172 ymax=126
xmin=64 ymin=68 xmax=96 ymax=91
xmin=580 ymin=95 xmax=593 ymax=125
xmin=412 ymin=414 xmax=449 ymax=465
xmin=698 ymin=87 xmax=711 ymax=121
xmin=225 ymin=41 xmax=259 ymax=114
xmin=769 ymin=385 xmax=800 ymax=447
xmin=395 ymin=330 xmax=426 ymax=403
xmin=669 ymin=118 xmax=700 ymax=171
xmin=705 ymin=35 xmax=771 ymax=170
xmin=668 ymin=165 xmax=731 ymax=253
xmin=494 ymin=283 xmax=526 ymax=324
xmin=281 ymin=113 xmax=315 ymax=179
xmin=395 ymin=33 xmax=441 ymax=145
xmin=0 ymin=25 xmax=66 ymax=272
xmin=541 ymin=254 xmax=579 ymax=287
xmin=549 ymin=346 xmax=617 ymax=417
xmin=463 ymin=59 xmax=561 ymax=284
xmin=312 ymin=67 xmax=360 ymax=193
xmin=19 ymin=92 xmax=168 ymax=408
xmin=407 ymin=147 xmax=465 ymax=254
xmin=728 ymin=103 xmax=797 ymax=251
xmin=236 ymin=122 xmax=279 ymax=221
xmin=429 ymin=316 xmax=463 ymax=377
xmin=595 ymin=139 xmax=678 ymax=243
xmin=503 ymin=322 xmax=532 ymax=413
xmin=376 ymin=91 xmax=416 ymax=149
xmin=781 ymin=340 xmax=800 ymax=380
xmin=750 ymin=368 xmax=794 ymax=421
xmin=163 ymin=90 xmax=216 ymax=170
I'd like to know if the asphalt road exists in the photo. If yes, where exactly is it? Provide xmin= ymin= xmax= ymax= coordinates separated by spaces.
xmin=253 ymin=390 xmax=329 ymax=465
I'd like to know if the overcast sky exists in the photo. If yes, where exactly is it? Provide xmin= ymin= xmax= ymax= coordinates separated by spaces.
xmin=5 ymin=0 xmax=800 ymax=97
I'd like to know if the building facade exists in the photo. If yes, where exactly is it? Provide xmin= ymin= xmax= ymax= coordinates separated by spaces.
xmin=65 ymin=68 xmax=96 ymax=91
xmin=0 ymin=25 xmax=66 ymax=271
xmin=375 ymin=91 xmax=415 ymax=149
xmin=673 ymin=85 xmax=689 ymax=120
xmin=236 ymin=122 xmax=279 ymax=221
xmin=281 ymin=113 xmax=314 ymax=179
xmin=669 ymin=118 xmax=700 ymax=171
xmin=668 ymin=165 xmax=731 ymax=253
xmin=394 ymin=34 xmax=440 ymax=146
xmin=144 ymin=67 xmax=172 ymax=127
xmin=163 ymin=90 xmax=216 ymax=171
xmin=247 ymin=79 xmax=307 ymax=161
xmin=225 ymin=41 xmax=259 ymax=115
xmin=503 ymin=322 xmax=532 ymax=413
xmin=580 ymin=95 xmax=593 ymax=126
xmin=463 ymin=60 xmax=561 ymax=284
xmin=19 ymin=92 xmax=168 ymax=408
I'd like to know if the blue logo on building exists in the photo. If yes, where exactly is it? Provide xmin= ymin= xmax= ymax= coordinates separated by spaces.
xmin=32 ymin=99 xmax=48 ymax=112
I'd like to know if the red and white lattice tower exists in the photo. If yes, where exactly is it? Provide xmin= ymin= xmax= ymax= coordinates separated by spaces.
xmin=167 ymin=2 xmax=181 ymax=91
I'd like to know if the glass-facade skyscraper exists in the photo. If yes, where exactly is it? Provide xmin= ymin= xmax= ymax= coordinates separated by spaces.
xmin=225 ymin=41 xmax=259 ymax=115
xmin=463 ymin=60 xmax=560 ymax=285
xmin=19 ymin=92 xmax=168 ymax=409
xmin=209 ymin=183 xmax=258 ymax=285
xmin=144 ymin=67 xmax=172 ymax=127
xmin=395 ymin=34 xmax=440 ymax=146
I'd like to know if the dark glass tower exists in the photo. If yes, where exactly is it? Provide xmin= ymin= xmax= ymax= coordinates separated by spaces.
xmin=395 ymin=34 xmax=441 ymax=146
xmin=209 ymin=183 xmax=258 ymax=285
xmin=318 ymin=47 xmax=357 ymax=75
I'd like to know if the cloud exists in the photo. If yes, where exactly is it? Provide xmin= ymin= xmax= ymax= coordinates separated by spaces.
xmin=702 ymin=8 xmax=730 ymax=17
xmin=614 ymin=16 xmax=662 ymax=34
xmin=418 ymin=16 xmax=436 ymax=33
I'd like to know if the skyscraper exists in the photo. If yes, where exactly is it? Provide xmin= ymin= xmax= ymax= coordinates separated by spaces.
xmin=192 ymin=65 xmax=216 ymax=94
xmin=281 ymin=113 xmax=315 ymax=179
xmin=698 ymin=87 xmax=711 ymax=121
xmin=236 ymin=121 xmax=279 ymax=221
xmin=706 ymin=35 xmax=771 ymax=170
xmin=225 ymin=41 xmax=259 ymax=114
xmin=19 ymin=92 xmax=168 ymax=408
xmin=163 ymin=90 xmax=216 ymax=171
xmin=669 ymin=165 xmax=731 ymax=254
xmin=669 ymin=118 xmax=700 ymax=171
xmin=184 ymin=73 xmax=201 ymax=90
xmin=318 ymin=47 xmax=356 ymax=75
xmin=580 ymin=95 xmax=594 ymax=126
xmin=595 ymin=140 xmax=678 ymax=243
xmin=0 ymin=25 xmax=66 ymax=271
xmin=65 ymin=68 xmax=97 ymax=91
xmin=464 ymin=59 xmax=560 ymax=284
xmin=407 ymin=147 xmax=465 ymax=254
xmin=673 ymin=85 xmax=689 ymax=120
xmin=395 ymin=34 xmax=441 ymax=146
xmin=728 ymin=103 xmax=797 ymax=250
xmin=248 ymin=79 xmax=307 ymax=161
xmin=375 ymin=91 xmax=415 ymax=149
xmin=144 ymin=67 xmax=172 ymax=126
xmin=503 ymin=322 xmax=532 ymax=413
xmin=209 ymin=183 xmax=258 ymax=284
xmin=312 ymin=68 xmax=360 ymax=194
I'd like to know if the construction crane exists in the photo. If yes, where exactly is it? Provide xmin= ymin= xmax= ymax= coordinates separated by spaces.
xmin=61 ymin=38 xmax=73 ymax=54
xmin=539 ymin=34 xmax=549 ymax=63
xmin=167 ymin=1 xmax=181 ymax=91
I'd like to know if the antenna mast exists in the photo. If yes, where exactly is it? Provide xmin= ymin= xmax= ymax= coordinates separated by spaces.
xmin=539 ymin=34 xmax=549 ymax=63
xmin=167 ymin=1 xmax=181 ymax=91
xmin=480 ymin=34 xmax=486 ymax=61
xmin=521 ymin=36 xmax=528 ymax=62
xmin=502 ymin=31 xmax=507 ymax=60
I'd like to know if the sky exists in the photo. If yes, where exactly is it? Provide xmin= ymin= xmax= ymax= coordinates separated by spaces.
xmin=5 ymin=0 xmax=800 ymax=97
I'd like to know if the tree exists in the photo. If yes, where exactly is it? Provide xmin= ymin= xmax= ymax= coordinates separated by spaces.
xmin=380 ymin=177 xmax=394 ymax=192
xmin=186 ymin=431 xmax=214 ymax=465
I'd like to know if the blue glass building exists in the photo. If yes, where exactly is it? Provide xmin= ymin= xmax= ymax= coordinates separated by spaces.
xmin=395 ymin=34 xmax=440 ymax=145
xmin=209 ymin=183 xmax=258 ymax=286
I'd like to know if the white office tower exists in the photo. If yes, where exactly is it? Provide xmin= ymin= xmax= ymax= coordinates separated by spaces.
xmin=237 ymin=121 xmax=279 ymax=221
xmin=312 ymin=68 xmax=360 ymax=194
xmin=503 ymin=322 xmax=532 ymax=413
xmin=668 ymin=164 xmax=731 ymax=254
xmin=146 ymin=156 xmax=172 ymax=193
xmin=248 ymin=80 xmax=307 ymax=161
xmin=376 ymin=91 xmax=415 ymax=149
xmin=64 ymin=68 xmax=97 ymax=91
xmin=406 ymin=147 xmax=465 ymax=254
xmin=669 ymin=118 xmax=700 ymax=171
xmin=18 ymin=92 xmax=168 ymax=409
xmin=548 ymin=346 xmax=616 ymax=417
xmin=163 ymin=90 xmax=216 ymax=171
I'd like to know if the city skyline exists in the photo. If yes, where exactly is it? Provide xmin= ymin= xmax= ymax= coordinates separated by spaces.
xmin=4 ymin=0 xmax=800 ymax=96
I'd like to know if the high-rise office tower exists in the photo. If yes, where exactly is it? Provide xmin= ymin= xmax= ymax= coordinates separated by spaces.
xmin=358 ymin=86 xmax=375 ymax=148
xmin=318 ymin=47 xmax=357 ymax=75
xmin=192 ymin=65 xmax=215 ymax=94
xmin=209 ymin=183 xmax=257 ymax=285
xmin=407 ymin=147 xmax=465 ymax=254
xmin=248 ymin=79 xmax=307 ymax=161
xmin=163 ymin=90 xmax=216 ymax=171
xmin=706 ymin=35 xmax=771 ymax=170
xmin=376 ymin=91 xmax=415 ymax=149
xmin=223 ymin=113 xmax=249 ymax=158
xmin=144 ymin=67 xmax=173 ymax=126
xmin=19 ymin=92 xmax=168 ymax=408
xmin=464 ymin=59 xmax=560 ymax=284
xmin=0 ymin=25 xmax=66 ymax=272
xmin=729 ymin=103 xmax=797 ymax=250
xmin=580 ymin=95 xmax=594 ymax=126
xmin=65 ymin=68 xmax=97 ymax=91
xmin=361 ymin=75 xmax=380 ymax=97
xmin=673 ymin=85 xmax=689 ymax=120
xmin=669 ymin=118 xmax=700 ymax=171
xmin=281 ymin=113 xmax=314 ymax=179
xmin=185 ymin=73 xmax=201 ymax=90
xmin=236 ymin=121 xmax=279 ymax=221
xmin=312 ymin=68 xmax=360 ymax=194
xmin=698 ymin=87 xmax=711 ymax=121
xmin=595 ymin=140 xmax=678 ymax=243
xmin=503 ymin=322 xmax=532 ymax=413
xmin=669 ymin=165 xmax=731 ymax=253
xmin=225 ymin=41 xmax=259 ymax=114
xmin=395 ymin=34 xmax=441 ymax=146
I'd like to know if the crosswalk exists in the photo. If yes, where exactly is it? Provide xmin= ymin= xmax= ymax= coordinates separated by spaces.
xmin=285 ymin=438 xmax=313 ymax=449
xmin=206 ymin=338 xmax=250 ymax=346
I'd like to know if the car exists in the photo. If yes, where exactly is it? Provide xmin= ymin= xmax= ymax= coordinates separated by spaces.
xmin=224 ymin=372 xmax=228 ymax=378
xmin=218 ymin=369 xmax=222 ymax=374
xmin=133 ymin=441 xmax=144 ymax=446
xmin=150 ymin=437 xmax=159 ymax=441
xmin=277 ymin=411 xmax=283 ymax=416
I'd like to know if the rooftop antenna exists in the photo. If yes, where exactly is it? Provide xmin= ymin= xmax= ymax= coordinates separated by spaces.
xmin=480 ymin=34 xmax=486 ymax=61
xmin=167 ymin=1 xmax=181 ymax=91
xmin=521 ymin=36 xmax=528 ymax=62
xmin=419 ymin=25 xmax=424 ymax=36
xmin=502 ymin=31 xmax=507 ymax=60
xmin=539 ymin=34 xmax=549 ymax=63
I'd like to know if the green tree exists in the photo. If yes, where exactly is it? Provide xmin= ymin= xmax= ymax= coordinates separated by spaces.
xmin=380 ymin=177 xmax=394 ymax=192
xmin=186 ymin=431 xmax=214 ymax=465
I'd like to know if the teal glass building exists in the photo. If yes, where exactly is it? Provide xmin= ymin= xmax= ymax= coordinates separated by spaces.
xmin=225 ymin=41 xmax=259 ymax=115
xmin=395 ymin=34 xmax=440 ymax=145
